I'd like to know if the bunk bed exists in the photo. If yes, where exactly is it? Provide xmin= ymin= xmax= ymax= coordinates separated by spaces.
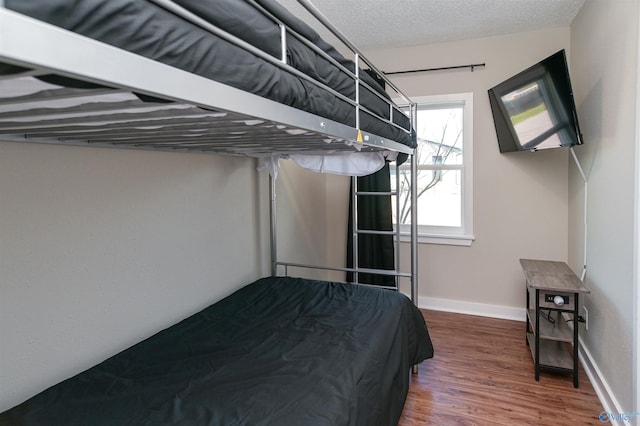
xmin=0 ymin=0 xmax=432 ymax=424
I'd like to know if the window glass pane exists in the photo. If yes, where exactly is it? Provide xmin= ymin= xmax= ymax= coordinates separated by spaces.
xmin=418 ymin=169 xmax=462 ymax=227
xmin=393 ymin=103 xmax=465 ymax=229
xmin=394 ymin=92 xmax=474 ymax=242
xmin=392 ymin=169 xmax=462 ymax=228
xmin=415 ymin=106 xmax=464 ymax=166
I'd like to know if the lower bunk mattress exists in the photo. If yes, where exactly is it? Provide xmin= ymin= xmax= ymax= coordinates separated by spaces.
xmin=0 ymin=276 xmax=434 ymax=426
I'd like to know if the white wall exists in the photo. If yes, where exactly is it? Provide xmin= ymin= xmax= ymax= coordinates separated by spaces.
xmin=569 ymin=0 xmax=639 ymax=414
xmin=365 ymin=28 xmax=572 ymax=313
xmin=274 ymin=160 xmax=349 ymax=281
xmin=0 ymin=141 xmax=265 ymax=411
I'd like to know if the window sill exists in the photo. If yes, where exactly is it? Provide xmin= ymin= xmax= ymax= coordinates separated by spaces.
xmin=398 ymin=232 xmax=475 ymax=246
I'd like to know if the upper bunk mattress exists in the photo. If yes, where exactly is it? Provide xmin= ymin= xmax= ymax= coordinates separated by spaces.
xmin=2 ymin=0 xmax=415 ymax=149
xmin=0 ymin=276 xmax=433 ymax=425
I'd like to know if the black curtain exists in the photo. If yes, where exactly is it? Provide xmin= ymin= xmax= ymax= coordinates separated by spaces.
xmin=345 ymin=69 xmax=396 ymax=286
xmin=346 ymin=162 xmax=395 ymax=286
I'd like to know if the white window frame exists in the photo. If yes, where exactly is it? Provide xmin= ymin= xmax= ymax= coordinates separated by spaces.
xmin=396 ymin=92 xmax=474 ymax=246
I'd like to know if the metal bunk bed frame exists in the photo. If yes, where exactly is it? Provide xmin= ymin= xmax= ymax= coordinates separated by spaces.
xmin=0 ymin=0 xmax=418 ymax=302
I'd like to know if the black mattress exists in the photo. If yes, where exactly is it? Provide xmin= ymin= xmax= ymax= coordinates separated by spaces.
xmin=3 ymin=0 xmax=415 ymax=149
xmin=0 ymin=276 xmax=433 ymax=425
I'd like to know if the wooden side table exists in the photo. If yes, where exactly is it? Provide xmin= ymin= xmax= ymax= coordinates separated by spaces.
xmin=520 ymin=259 xmax=590 ymax=388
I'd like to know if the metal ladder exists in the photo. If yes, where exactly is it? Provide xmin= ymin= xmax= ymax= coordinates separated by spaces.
xmin=349 ymin=155 xmax=418 ymax=304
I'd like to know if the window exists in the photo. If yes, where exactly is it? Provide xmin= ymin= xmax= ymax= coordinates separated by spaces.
xmin=392 ymin=93 xmax=474 ymax=246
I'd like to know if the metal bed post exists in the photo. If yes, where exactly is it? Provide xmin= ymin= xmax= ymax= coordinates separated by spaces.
xmin=409 ymin=104 xmax=419 ymax=375
xmin=354 ymin=53 xmax=360 ymax=131
xmin=270 ymin=172 xmax=278 ymax=277
xmin=395 ymin=157 xmax=401 ymax=290
xmin=351 ymin=175 xmax=359 ymax=284
xmin=410 ymin=103 xmax=418 ymax=305
xmin=351 ymin=49 xmax=360 ymax=285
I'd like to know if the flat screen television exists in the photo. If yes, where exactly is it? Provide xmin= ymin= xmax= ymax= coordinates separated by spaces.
xmin=488 ymin=49 xmax=583 ymax=153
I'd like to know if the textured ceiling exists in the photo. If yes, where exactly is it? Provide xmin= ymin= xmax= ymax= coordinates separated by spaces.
xmin=278 ymin=0 xmax=586 ymax=50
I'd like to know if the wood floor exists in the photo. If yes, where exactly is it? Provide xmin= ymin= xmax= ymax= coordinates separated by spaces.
xmin=398 ymin=310 xmax=603 ymax=425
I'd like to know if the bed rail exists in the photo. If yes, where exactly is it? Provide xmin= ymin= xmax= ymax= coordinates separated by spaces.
xmin=292 ymin=0 xmax=411 ymax=107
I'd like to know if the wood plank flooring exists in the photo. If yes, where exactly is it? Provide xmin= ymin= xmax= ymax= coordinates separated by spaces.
xmin=398 ymin=310 xmax=603 ymax=425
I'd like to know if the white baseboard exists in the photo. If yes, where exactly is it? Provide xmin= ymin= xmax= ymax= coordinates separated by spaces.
xmin=578 ymin=337 xmax=632 ymax=426
xmin=417 ymin=296 xmax=628 ymax=425
xmin=417 ymin=295 xmax=526 ymax=322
